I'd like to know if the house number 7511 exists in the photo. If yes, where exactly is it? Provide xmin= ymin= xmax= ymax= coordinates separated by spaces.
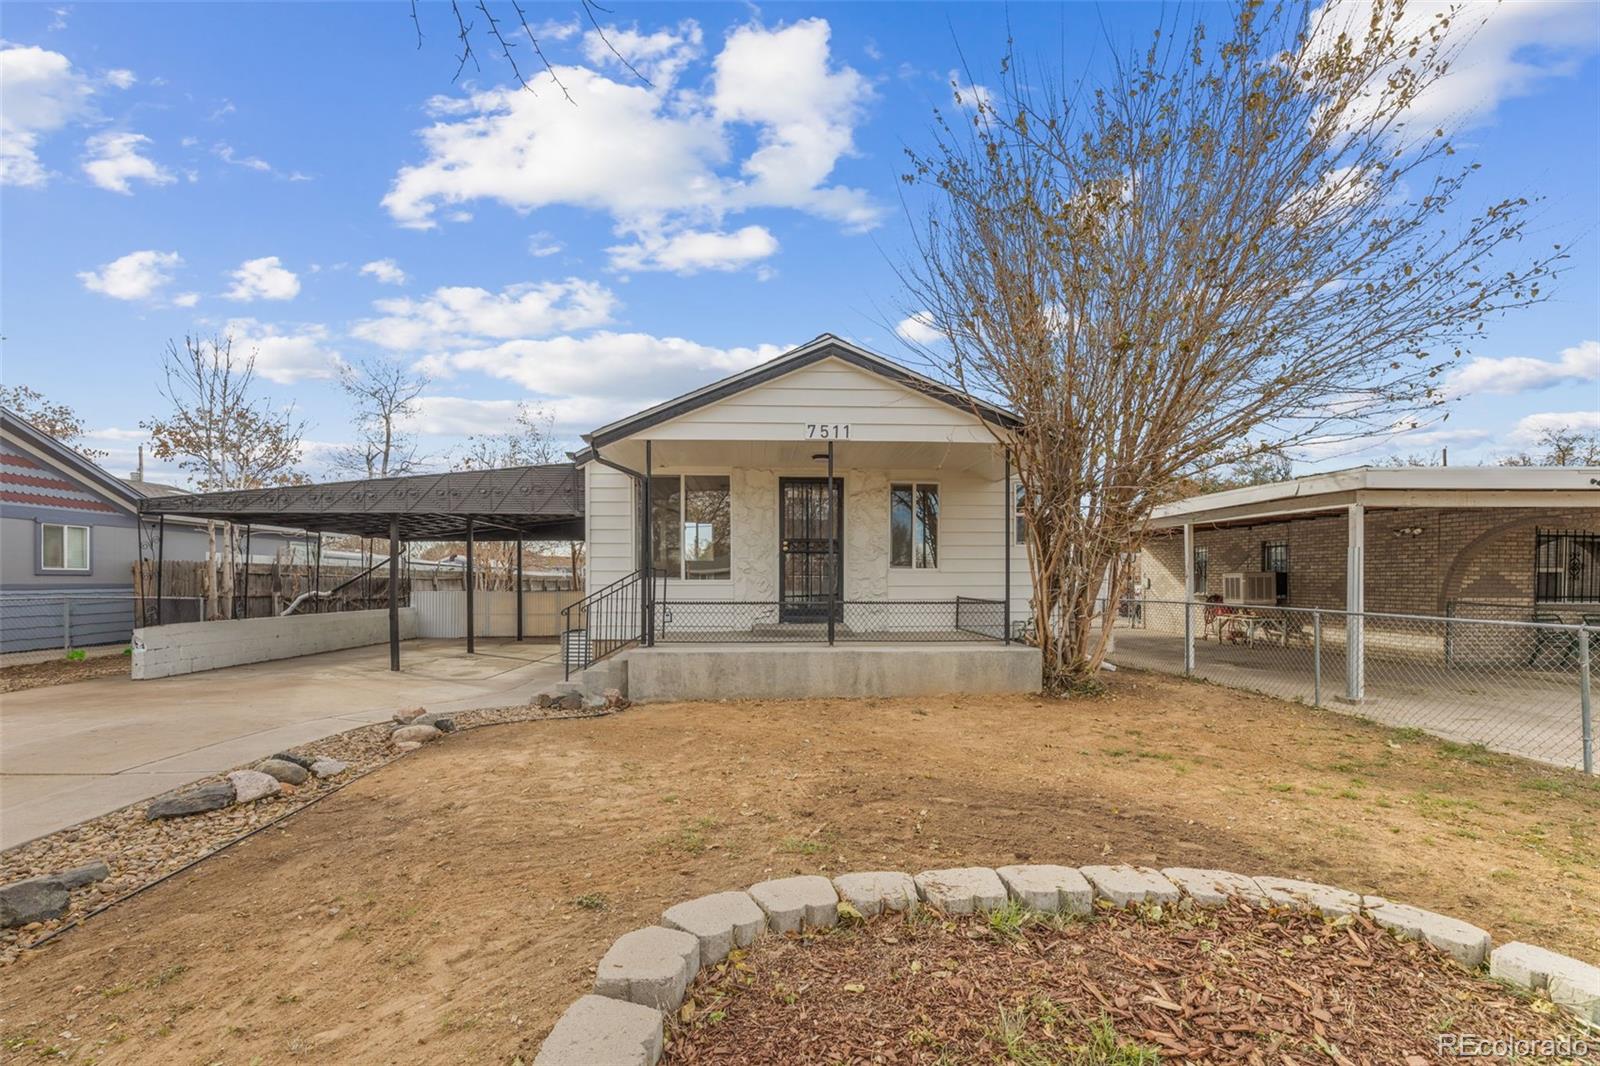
xmin=805 ymin=423 xmax=851 ymax=439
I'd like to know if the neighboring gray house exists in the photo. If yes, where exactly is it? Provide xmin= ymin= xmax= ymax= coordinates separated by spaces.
xmin=0 ymin=408 xmax=298 ymax=652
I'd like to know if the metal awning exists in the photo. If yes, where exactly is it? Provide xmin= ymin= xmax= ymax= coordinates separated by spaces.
xmin=136 ymin=464 xmax=585 ymax=541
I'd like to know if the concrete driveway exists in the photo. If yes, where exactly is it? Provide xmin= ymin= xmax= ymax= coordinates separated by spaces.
xmin=0 ymin=639 xmax=564 ymax=850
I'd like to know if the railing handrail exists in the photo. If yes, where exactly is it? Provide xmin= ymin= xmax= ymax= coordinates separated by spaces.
xmin=1114 ymin=597 xmax=1596 ymax=633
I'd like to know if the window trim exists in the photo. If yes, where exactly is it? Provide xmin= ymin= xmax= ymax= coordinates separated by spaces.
xmin=39 ymin=521 xmax=93 ymax=574
xmin=647 ymin=472 xmax=733 ymax=582
xmin=889 ymin=481 xmax=940 ymax=570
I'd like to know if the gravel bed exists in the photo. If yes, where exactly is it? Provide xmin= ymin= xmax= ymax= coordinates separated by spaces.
xmin=0 ymin=702 xmax=608 ymax=965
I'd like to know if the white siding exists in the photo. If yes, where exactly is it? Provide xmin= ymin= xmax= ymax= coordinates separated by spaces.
xmin=585 ymin=462 xmax=637 ymax=592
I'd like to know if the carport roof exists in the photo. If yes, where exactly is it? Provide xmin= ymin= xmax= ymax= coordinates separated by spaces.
xmin=137 ymin=464 xmax=584 ymax=541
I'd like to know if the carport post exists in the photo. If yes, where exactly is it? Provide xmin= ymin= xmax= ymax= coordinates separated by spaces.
xmin=465 ymin=516 xmax=476 ymax=655
xmin=242 ymin=524 xmax=253 ymax=618
xmin=155 ymin=515 xmax=165 ymax=626
xmin=1182 ymin=522 xmax=1195 ymax=675
xmin=1002 ymin=449 xmax=1011 ymax=644
xmin=827 ymin=438 xmax=836 ymax=646
xmin=1345 ymin=503 xmax=1365 ymax=701
xmin=515 ymin=534 xmax=524 ymax=642
xmin=388 ymin=515 xmax=401 ymax=672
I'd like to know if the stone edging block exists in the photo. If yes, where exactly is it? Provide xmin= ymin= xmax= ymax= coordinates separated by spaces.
xmin=995 ymin=865 xmax=1094 ymax=915
xmin=1161 ymin=868 xmax=1266 ymax=908
xmin=660 ymin=891 xmax=766 ymax=967
xmin=533 ymin=994 xmax=664 ymax=1066
xmin=746 ymin=875 xmax=838 ymax=934
xmin=1252 ymin=876 xmax=1371 ymax=918
xmin=1079 ymin=864 xmax=1180 ymax=908
xmin=832 ymin=871 xmax=919 ymax=917
xmin=593 ymin=926 xmax=700 ymax=1011
xmin=914 ymin=867 xmax=1008 ymax=914
xmin=1490 ymin=942 xmax=1600 ymax=1023
xmin=1367 ymin=901 xmax=1492 ymax=968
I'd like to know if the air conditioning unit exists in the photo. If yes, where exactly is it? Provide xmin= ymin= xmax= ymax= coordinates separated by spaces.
xmin=1223 ymin=572 xmax=1278 ymax=606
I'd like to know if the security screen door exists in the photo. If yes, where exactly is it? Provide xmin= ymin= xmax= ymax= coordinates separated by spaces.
xmin=778 ymin=477 xmax=843 ymax=623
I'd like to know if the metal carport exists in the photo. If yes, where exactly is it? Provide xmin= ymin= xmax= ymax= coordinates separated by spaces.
xmin=137 ymin=465 xmax=585 ymax=670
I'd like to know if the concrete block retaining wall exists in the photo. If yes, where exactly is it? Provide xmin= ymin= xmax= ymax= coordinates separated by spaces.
xmin=131 ymin=608 xmax=419 ymax=679
xmin=622 ymin=643 xmax=1041 ymax=702
xmin=536 ymin=862 xmax=1600 ymax=1065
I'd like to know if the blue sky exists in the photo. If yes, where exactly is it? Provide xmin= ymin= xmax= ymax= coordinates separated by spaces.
xmin=2 ymin=1 xmax=1597 ymax=486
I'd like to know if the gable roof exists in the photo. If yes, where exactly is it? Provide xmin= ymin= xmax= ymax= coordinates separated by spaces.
xmin=0 ymin=406 xmax=144 ymax=513
xmin=575 ymin=334 xmax=1019 ymax=459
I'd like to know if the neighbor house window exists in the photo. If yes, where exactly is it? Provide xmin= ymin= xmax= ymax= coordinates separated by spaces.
xmin=890 ymin=483 xmax=939 ymax=568
xmin=1193 ymin=547 xmax=1208 ymax=594
xmin=649 ymin=475 xmax=731 ymax=580
xmin=41 ymin=523 xmax=91 ymax=572
xmin=1261 ymin=540 xmax=1289 ymax=573
xmin=1535 ymin=528 xmax=1600 ymax=603
xmin=1014 ymin=481 xmax=1027 ymax=545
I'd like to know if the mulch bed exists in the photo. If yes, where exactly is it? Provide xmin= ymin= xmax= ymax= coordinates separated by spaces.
xmin=0 ymin=702 xmax=607 ymax=965
xmin=664 ymin=902 xmax=1584 ymax=1065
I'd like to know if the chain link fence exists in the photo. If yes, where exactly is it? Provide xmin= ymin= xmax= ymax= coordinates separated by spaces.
xmin=1103 ymin=598 xmax=1595 ymax=773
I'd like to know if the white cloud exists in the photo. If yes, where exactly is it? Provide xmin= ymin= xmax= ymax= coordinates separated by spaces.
xmin=1509 ymin=410 xmax=1600 ymax=444
xmin=172 ymin=291 xmax=200 ymax=308
xmin=608 ymin=224 xmax=778 ymax=274
xmin=359 ymin=258 xmax=408 ymax=286
xmin=1 ymin=44 xmax=94 ymax=187
xmin=77 ymin=249 xmax=182 ymax=301
xmin=224 ymin=318 xmax=341 ymax=384
xmin=527 ymin=231 xmax=563 ymax=257
xmin=1309 ymin=0 xmax=1600 ymax=130
xmin=352 ymin=278 xmax=617 ymax=352
xmin=403 ymin=396 xmax=529 ymax=436
xmin=225 ymin=256 xmax=301 ymax=301
xmin=895 ymin=311 xmax=941 ymax=345
xmin=214 ymin=142 xmax=271 ymax=171
xmin=1446 ymin=340 xmax=1600 ymax=398
xmin=81 ymin=131 xmax=174 ymax=194
xmin=382 ymin=18 xmax=879 ymax=273
xmin=948 ymin=69 xmax=991 ymax=111
xmin=440 ymin=331 xmax=786 ymax=404
xmin=103 ymin=68 xmax=136 ymax=89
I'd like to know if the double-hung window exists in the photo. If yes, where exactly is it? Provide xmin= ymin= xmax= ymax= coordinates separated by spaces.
xmin=648 ymin=475 xmax=731 ymax=580
xmin=890 ymin=483 xmax=939 ymax=569
xmin=41 ymin=523 xmax=91 ymax=572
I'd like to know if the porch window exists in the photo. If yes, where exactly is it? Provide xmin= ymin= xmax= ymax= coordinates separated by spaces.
xmin=648 ymin=475 xmax=731 ymax=580
xmin=41 ymin=523 xmax=91 ymax=572
xmin=1014 ymin=482 xmax=1026 ymax=545
xmin=1193 ymin=547 xmax=1208 ymax=594
xmin=890 ymin=483 xmax=939 ymax=569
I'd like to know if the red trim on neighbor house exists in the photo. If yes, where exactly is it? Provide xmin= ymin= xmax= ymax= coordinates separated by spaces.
xmin=0 ymin=490 xmax=117 ymax=513
xmin=0 ymin=471 xmax=83 ymax=494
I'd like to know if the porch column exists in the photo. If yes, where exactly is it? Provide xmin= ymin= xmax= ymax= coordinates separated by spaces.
xmin=515 ymin=533 xmax=524 ymax=642
xmin=1002 ymin=449 xmax=1011 ymax=644
xmin=827 ymin=439 xmax=836 ymax=646
xmin=1182 ymin=521 xmax=1196 ymax=674
xmin=465 ymin=516 xmax=476 ymax=655
xmin=388 ymin=516 xmax=401 ymax=671
xmin=642 ymin=440 xmax=653 ymax=647
xmin=1345 ymin=503 xmax=1365 ymax=701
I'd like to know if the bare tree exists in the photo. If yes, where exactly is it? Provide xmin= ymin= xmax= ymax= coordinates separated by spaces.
xmin=901 ymin=1 xmax=1562 ymax=692
xmin=142 ymin=335 xmax=307 ymax=618
xmin=0 ymin=384 xmax=107 ymax=460
xmin=411 ymin=0 xmax=648 ymax=96
xmin=449 ymin=402 xmax=569 ymax=590
xmin=1497 ymin=426 xmax=1600 ymax=467
xmin=329 ymin=358 xmax=430 ymax=478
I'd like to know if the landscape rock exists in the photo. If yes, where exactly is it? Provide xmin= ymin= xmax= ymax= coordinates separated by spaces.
xmin=583 ymin=694 xmax=609 ymax=710
xmin=556 ymin=693 xmax=583 ymax=711
xmin=268 ymin=752 xmax=317 ymax=770
xmin=392 ymin=706 xmax=426 ymax=724
xmin=537 ymin=693 xmax=556 ymax=709
xmin=592 ymin=926 xmax=701 ymax=1011
xmin=746 ymin=875 xmax=838 ymax=934
xmin=914 ymin=867 xmax=1008 ymax=915
xmin=832 ymin=872 xmax=919 ymax=917
xmin=534 ymin=994 xmax=663 ymax=1066
xmin=390 ymin=724 xmax=444 ymax=745
xmin=995 ymin=865 xmax=1093 ymax=915
xmin=227 ymin=770 xmax=281 ymax=803
xmin=1161 ymin=867 xmax=1266 ymax=908
xmin=1490 ymin=942 xmax=1600 ymax=1022
xmin=660 ymin=891 xmax=766 ymax=966
xmin=413 ymin=713 xmax=456 ymax=733
xmin=1368 ymin=900 xmax=1492 ymax=968
xmin=394 ymin=741 xmax=422 ymax=752
xmin=50 ymin=861 xmax=111 ymax=890
xmin=146 ymin=782 xmax=235 ymax=820
xmin=308 ymin=757 xmax=349 ymax=778
xmin=603 ymin=688 xmax=630 ymax=711
xmin=0 ymin=878 xmax=70 ymax=928
xmin=1079 ymin=865 xmax=1181 ymax=908
xmin=255 ymin=758 xmax=310 ymax=785
xmin=1253 ymin=876 xmax=1365 ymax=917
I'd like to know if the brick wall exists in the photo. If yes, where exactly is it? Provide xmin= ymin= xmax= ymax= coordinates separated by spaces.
xmin=1140 ymin=506 xmax=1600 ymax=617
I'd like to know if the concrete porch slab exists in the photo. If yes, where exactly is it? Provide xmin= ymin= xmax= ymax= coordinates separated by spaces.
xmin=623 ymin=643 xmax=1041 ymax=701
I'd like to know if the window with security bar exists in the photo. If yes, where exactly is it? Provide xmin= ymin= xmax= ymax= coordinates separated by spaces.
xmin=1534 ymin=528 xmax=1600 ymax=604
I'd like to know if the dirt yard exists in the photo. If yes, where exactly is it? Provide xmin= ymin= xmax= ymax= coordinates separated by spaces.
xmin=0 ymin=654 xmax=128 ymax=693
xmin=1 ymin=672 xmax=1595 ymax=1064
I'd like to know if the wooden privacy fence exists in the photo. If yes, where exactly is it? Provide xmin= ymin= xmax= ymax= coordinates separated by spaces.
xmin=411 ymin=590 xmax=583 ymax=640
xmin=132 ymin=558 xmax=409 ymax=625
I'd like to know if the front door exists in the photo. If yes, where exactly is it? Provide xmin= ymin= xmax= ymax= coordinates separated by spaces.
xmin=778 ymin=477 xmax=843 ymax=623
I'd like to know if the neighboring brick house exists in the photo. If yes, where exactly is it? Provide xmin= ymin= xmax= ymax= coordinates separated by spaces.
xmin=1140 ymin=466 xmax=1600 ymax=623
